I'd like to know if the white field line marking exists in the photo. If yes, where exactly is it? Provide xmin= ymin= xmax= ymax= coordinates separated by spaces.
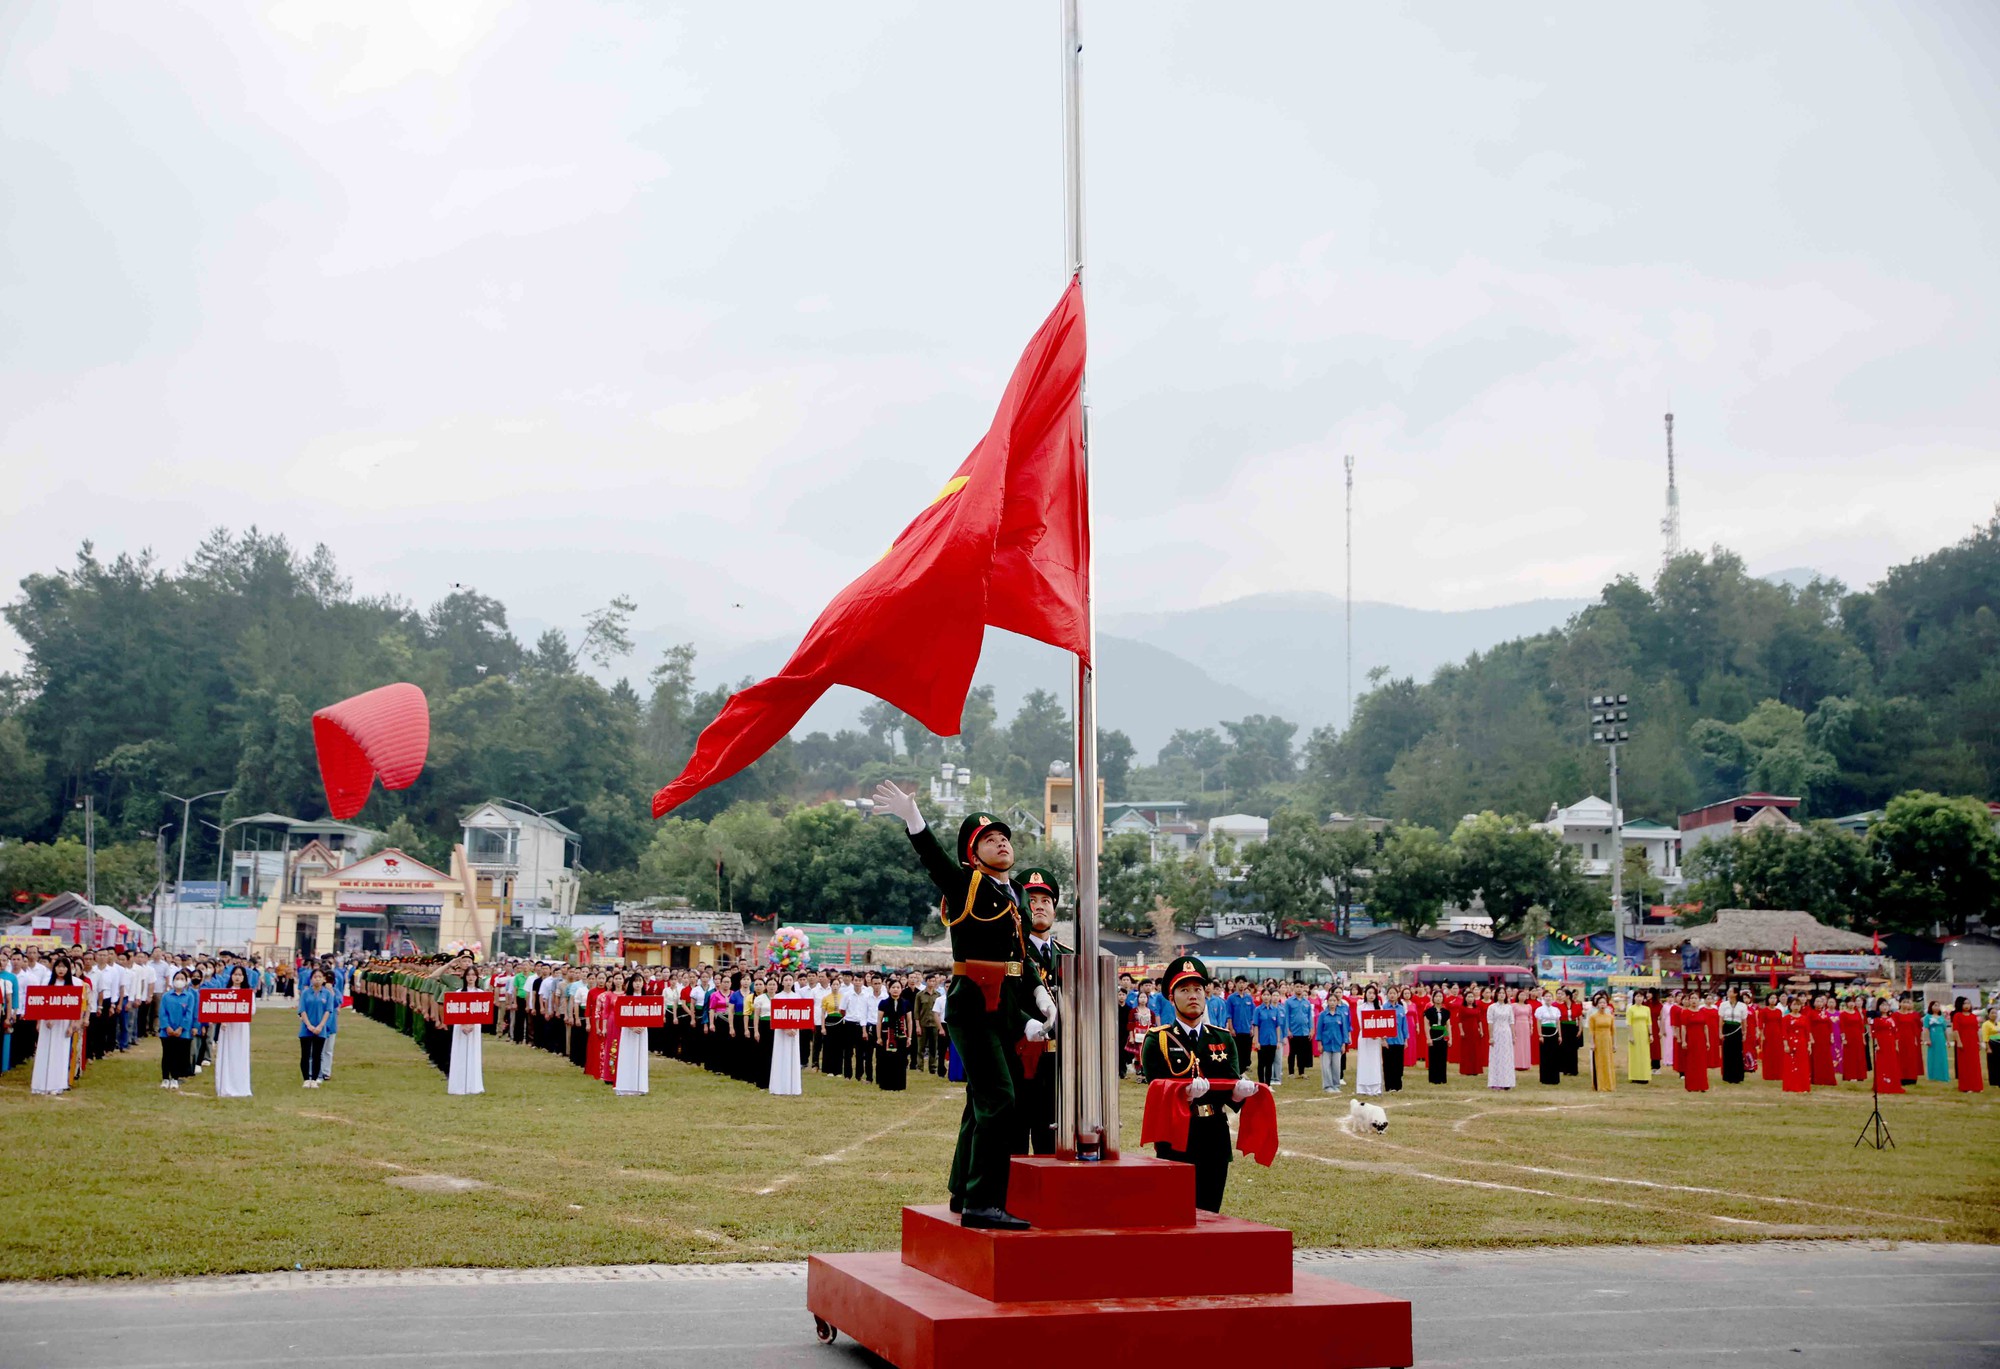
xmin=1451 ymin=1103 xmax=1609 ymax=1132
xmin=753 ymin=1092 xmax=949 ymax=1195
xmin=1278 ymin=1148 xmax=1818 ymax=1231
xmin=1321 ymin=1114 xmax=1953 ymax=1227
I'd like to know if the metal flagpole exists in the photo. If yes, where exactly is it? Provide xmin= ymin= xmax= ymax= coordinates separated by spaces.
xmin=1059 ymin=0 xmax=1111 ymax=1163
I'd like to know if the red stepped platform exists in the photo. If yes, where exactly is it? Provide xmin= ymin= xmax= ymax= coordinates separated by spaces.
xmin=806 ymin=1155 xmax=1412 ymax=1369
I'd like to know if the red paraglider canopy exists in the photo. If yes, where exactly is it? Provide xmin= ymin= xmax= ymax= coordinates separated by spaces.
xmin=312 ymin=683 xmax=431 ymax=820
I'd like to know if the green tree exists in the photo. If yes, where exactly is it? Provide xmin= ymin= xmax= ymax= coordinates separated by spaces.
xmin=994 ymin=690 xmax=1070 ymax=796
xmin=1690 ymin=700 xmax=1837 ymax=804
xmin=0 ymin=716 xmax=52 ymax=836
xmin=1097 ymin=728 xmax=1135 ymax=796
xmin=1617 ymin=844 xmax=1665 ymax=923
xmin=1322 ymin=825 xmax=1375 ymax=936
xmin=1868 ymin=791 xmax=2000 ymax=936
xmin=1681 ymin=820 xmax=1876 ymax=929
xmin=1240 ymin=808 xmax=1348 ymax=930
xmin=1221 ymin=715 xmax=1298 ymax=792
xmin=1366 ymin=824 xmax=1457 ymax=932
xmin=377 ymin=814 xmax=445 ymax=870
xmin=639 ymin=644 xmax=699 ymax=777
xmin=1449 ymin=812 xmax=1574 ymax=938
xmin=0 ymin=838 xmax=156 ymax=910
xmin=1159 ymin=727 xmax=1227 ymax=793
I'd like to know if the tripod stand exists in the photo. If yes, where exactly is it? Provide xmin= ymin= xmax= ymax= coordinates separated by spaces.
xmin=1854 ymin=1044 xmax=1894 ymax=1150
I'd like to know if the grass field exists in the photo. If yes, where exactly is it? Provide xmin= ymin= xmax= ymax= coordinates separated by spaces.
xmin=1 ymin=1009 xmax=1994 ymax=1280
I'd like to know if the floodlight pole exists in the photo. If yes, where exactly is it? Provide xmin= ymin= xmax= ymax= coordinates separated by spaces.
xmin=1589 ymin=696 xmax=1631 ymax=966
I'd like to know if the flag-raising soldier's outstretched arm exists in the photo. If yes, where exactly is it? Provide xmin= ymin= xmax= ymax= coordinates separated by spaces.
xmin=872 ymin=782 xmax=962 ymax=892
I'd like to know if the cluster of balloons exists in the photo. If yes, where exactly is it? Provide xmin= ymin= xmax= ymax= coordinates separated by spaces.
xmin=767 ymin=926 xmax=811 ymax=973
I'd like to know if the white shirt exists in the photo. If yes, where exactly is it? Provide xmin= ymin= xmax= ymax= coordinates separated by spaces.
xmin=24 ymin=964 xmax=50 ymax=987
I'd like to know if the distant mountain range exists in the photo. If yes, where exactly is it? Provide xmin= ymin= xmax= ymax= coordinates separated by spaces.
xmin=1103 ymin=593 xmax=1590 ymax=744
xmin=589 ymin=591 xmax=1586 ymax=761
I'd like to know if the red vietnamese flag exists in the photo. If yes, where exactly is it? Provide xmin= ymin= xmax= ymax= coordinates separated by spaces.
xmin=652 ymin=282 xmax=1087 ymax=817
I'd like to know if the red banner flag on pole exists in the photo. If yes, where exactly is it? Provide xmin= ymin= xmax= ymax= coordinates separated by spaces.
xmin=651 ymin=282 xmax=1088 ymax=817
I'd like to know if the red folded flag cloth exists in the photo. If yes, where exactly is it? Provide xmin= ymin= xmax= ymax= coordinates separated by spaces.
xmin=1138 ymin=1079 xmax=1280 ymax=1167
xmin=1140 ymin=1078 xmax=1194 ymax=1152
xmin=1235 ymin=1083 xmax=1279 ymax=1167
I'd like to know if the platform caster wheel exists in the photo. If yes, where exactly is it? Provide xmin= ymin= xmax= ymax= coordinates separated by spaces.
xmin=814 ymin=1316 xmax=837 ymax=1345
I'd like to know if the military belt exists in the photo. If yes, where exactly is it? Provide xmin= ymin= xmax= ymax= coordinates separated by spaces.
xmin=952 ymin=959 xmax=1021 ymax=1014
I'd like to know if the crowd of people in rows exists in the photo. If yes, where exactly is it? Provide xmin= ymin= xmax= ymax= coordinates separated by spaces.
xmin=11 ymin=939 xmax=1995 ymax=1108
xmin=1116 ymin=975 xmax=2000 ymax=1097
xmin=350 ymin=956 xmax=973 ymax=1098
xmin=0 ymin=943 xmax=354 ymax=1098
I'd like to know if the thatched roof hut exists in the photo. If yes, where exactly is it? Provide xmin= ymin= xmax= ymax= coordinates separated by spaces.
xmin=1641 ymin=908 xmax=1873 ymax=954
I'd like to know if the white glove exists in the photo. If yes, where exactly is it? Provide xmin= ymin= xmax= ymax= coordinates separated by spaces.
xmin=1033 ymin=984 xmax=1057 ymax=1029
xmin=1231 ymin=1077 xmax=1258 ymax=1102
xmin=1023 ymin=1019 xmax=1046 ymax=1042
xmin=871 ymin=781 xmax=924 ymax=834
xmin=1186 ymin=1075 xmax=1210 ymax=1100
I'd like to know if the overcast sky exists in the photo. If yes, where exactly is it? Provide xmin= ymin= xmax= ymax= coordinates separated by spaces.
xmin=3 ymin=1 xmax=1996 ymax=678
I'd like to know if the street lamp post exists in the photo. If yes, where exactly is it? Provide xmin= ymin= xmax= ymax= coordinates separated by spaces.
xmin=1589 ymin=695 xmax=1631 ymax=966
xmin=518 ymin=805 xmax=570 ymax=958
xmin=74 ymin=795 xmax=96 ymax=907
xmin=163 ymin=789 xmax=229 ymax=951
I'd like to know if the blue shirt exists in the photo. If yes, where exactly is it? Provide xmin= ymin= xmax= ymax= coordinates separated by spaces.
xmin=1390 ymin=1003 xmax=1410 ymax=1046
xmin=1226 ymin=992 xmax=1257 ymax=1034
xmin=159 ymin=988 xmax=199 ymax=1036
xmin=1283 ymin=997 xmax=1312 ymax=1036
xmin=1254 ymin=1002 xmax=1284 ymax=1046
xmin=1315 ymin=1001 xmax=1350 ymax=1052
xmin=1205 ymin=994 xmax=1228 ymax=1028
xmin=1148 ymin=992 xmax=1170 ymax=1027
xmin=298 ymin=987 xmax=337 ymax=1037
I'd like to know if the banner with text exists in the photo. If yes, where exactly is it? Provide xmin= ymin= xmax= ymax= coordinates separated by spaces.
xmin=23 ymin=985 xmax=88 ymax=1021
xmin=442 ymin=991 xmax=494 ymax=1024
xmin=771 ymin=997 xmax=816 ymax=1031
xmin=198 ymin=988 xmax=255 ymax=1023
xmin=615 ymin=996 xmax=667 ymax=1028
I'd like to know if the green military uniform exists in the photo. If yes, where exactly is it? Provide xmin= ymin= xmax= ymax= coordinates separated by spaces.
xmin=1016 ymin=867 xmax=1068 ymax=1157
xmin=907 ymin=812 xmax=1045 ymax=1229
xmin=1140 ymin=955 xmax=1244 ymax=1214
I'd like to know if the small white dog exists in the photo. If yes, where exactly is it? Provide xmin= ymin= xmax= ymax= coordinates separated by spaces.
xmin=1349 ymin=1098 xmax=1389 ymax=1133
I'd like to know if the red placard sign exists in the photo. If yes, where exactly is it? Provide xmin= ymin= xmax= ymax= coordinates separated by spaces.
xmin=1359 ymin=1009 xmax=1398 ymax=1040
xmin=616 ymin=996 xmax=666 ymax=1028
xmin=771 ymin=996 xmax=815 ymax=1031
xmin=443 ymin=992 xmax=493 ymax=1024
xmin=198 ymin=988 xmax=255 ymax=1023
xmin=22 ymin=985 xmax=88 ymax=1021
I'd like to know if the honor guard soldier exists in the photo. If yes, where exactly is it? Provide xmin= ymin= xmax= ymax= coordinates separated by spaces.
xmin=1142 ymin=955 xmax=1257 ymax=1214
xmin=873 ymin=782 xmax=1056 ymax=1231
xmin=1016 ymin=867 xmax=1068 ymax=1156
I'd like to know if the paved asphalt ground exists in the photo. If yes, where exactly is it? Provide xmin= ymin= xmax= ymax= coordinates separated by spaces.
xmin=0 ymin=1241 xmax=1992 ymax=1368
